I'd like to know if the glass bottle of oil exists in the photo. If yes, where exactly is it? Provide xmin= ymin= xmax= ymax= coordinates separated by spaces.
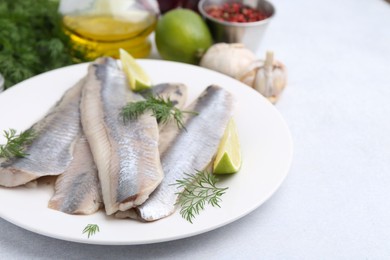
xmin=59 ymin=0 xmax=158 ymax=61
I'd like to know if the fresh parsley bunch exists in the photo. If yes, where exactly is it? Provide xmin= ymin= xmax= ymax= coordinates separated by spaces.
xmin=0 ymin=0 xmax=86 ymax=89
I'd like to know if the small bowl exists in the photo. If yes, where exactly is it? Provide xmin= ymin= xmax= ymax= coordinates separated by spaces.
xmin=198 ymin=0 xmax=275 ymax=52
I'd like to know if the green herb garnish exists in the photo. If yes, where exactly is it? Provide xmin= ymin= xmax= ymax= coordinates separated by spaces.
xmin=173 ymin=170 xmax=228 ymax=223
xmin=121 ymin=96 xmax=197 ymax=129
xmin=0 ymin=0 xmax=87 ymax=89
xmin=82 ymin=224 xmax=100 ymax=238
xmin=0 ymin=129 xmax=36 ymax=159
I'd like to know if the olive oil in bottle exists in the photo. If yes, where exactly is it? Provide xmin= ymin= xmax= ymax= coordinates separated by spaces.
xmin=59 ymin=0 xmax=158 ymax=60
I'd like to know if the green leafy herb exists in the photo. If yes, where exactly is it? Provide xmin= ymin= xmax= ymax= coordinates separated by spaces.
xmin=0 ymin=0 xmax=87 ymax=89
xmin=82 ymin=224 xmax=100 ymax=238
xmin=121 ymin=96 xmax=197 ymax=129
xmin=0 ymin=129 xmax=36 ymax=159
xmin=173 ymin=170 xmax=228 ymax=223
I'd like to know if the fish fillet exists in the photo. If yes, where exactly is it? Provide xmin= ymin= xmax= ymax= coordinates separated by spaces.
xmin=127 ymin=85 xmax=235 ymax=221
xmin=48 ymin=134 xmax=102 ymax=215
xmin=141 ymin=82 xmax=188 ymax=110
xmin=80 ymin=57 xmax=163 ymax=215
xmin=49 ymin=82 xmax=187 ymax=216
xmin=0 ymin=79 xmax=84 ymax=187
xmin=146 ymin=83 xmax=188 ymax=152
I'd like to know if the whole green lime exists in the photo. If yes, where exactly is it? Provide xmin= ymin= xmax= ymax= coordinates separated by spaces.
xmin=155 ymin=9 xmax=213 ymax=64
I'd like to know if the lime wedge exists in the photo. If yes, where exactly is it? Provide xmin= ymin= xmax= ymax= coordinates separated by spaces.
xmin=119 ymin=48 xmax=152 ymax=92
xmin=213 ymin=118 xmax=242 ymax=174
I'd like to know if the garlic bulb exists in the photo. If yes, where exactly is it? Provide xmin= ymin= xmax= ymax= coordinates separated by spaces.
xmin=252 ymin=51 xmax=287 ymax=104
xmin=238 ymin=51 xmax=287 ymax=104
xmin=200 ymin=44 xmax=287 ymax=104
xmin=200 ymin=43 xmax=256 ymax=78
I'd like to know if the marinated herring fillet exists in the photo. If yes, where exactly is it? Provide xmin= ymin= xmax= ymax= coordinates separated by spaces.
xmin=49 ymin=82 xmax=187 ymax=215
xmin=143 ymin=82 xmax=189 ymax=152
xmin=141 ymin=82 xmax=188 ymax=110
xmin=0 ymin=79 xmax=84 ymax=187
xmin=123 ymin=85 xmax=235 ymax=221
xmin=115 ymin=83 xmax=189 ymax=220
xmin=80 ymin=57 xmax=163 ymax=215
xmin=48 ymin=134 xmax=102 ymax=215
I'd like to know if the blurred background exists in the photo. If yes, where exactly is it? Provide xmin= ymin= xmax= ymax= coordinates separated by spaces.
xmin=0 ymin=0 xmax=278 ymax=100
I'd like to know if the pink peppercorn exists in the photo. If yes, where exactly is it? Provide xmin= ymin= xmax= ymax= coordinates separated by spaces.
xmin=205 ymin=2 xmax=269 ymax=23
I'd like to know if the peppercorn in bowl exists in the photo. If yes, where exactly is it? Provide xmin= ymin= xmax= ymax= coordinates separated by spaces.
xmin=198 ymin=0 xmax=275 ymax=52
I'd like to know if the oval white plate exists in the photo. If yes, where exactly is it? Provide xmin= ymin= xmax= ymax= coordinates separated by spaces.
xmin=0 ymin=60 xmax=293 ymax=245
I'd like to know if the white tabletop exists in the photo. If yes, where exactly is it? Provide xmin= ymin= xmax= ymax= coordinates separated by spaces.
xmin=1 ymin=0 xmax=390 ymax=258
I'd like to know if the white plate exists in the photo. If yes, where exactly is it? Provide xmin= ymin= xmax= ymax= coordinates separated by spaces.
xmin=0 ymin=60 xmax=293 ymax=245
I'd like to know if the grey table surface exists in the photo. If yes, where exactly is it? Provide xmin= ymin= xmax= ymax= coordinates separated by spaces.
xmin=1 ymin=0 xmax=390 ymax=259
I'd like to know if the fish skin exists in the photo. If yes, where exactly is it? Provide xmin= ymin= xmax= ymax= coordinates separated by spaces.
xmin=50 ymin=82 xmax=187 ymax=216
xmin=135 ymin=85 xmax=235 ymax=221
xmin=115 ymin=83 xmax=188 ymax=220
xmin=81 ymin=57 xmax=163 ymax=215
xmin=0 ymin=79 xmax=84 ymax=187
xmin=48 ymin=134 xmax=102 ymax=215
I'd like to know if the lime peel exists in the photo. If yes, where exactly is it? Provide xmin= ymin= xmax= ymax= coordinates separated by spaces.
xmin=155 ymin=9 xmax=213 ymax=64
xmin=119 ymin=48 xmax=152 ymax=92
xmin=213 ymin=118 xmax=242 ymax=174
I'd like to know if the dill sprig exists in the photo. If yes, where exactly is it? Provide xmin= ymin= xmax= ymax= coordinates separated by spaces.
xmin=0 ymin=129 xmax=36 ymax=159
xmin=0 ymin=0 xmax=87 ymax=89
xmin=121 ymin=96 xmax=197 ymax=129
xmin=173 ymin=170 xmax=228 ymax=223
xmin=82 ymin=224 xmax=100 ymax=238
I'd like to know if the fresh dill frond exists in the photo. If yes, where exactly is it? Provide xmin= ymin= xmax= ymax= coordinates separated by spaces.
xmin=0 ymin=129 xmax=36 ymax=159
xmin=82 ymin=224 xmax=100 ymax=238
xmin=173 ymin=170 xmax=228 ymax=223
xmin=0 ymin=0 xmax=87 ymax=89
xmin=121 ymin=96 xmax=197 ymax=129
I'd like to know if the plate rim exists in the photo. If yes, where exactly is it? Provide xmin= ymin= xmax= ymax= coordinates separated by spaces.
xmin=0 ymin=60 xmax=293 ymax=245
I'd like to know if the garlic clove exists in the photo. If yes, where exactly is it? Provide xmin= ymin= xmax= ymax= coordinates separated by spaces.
xmin=253 ymin=66 xmax=272 ymax=97
xmin=200 ymin=43 xmax=256 ymax=78
xmin=253 ymin=51 xmax=287 ymax=104
xmin=236 ymin=60 xmax=263 ymax=88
